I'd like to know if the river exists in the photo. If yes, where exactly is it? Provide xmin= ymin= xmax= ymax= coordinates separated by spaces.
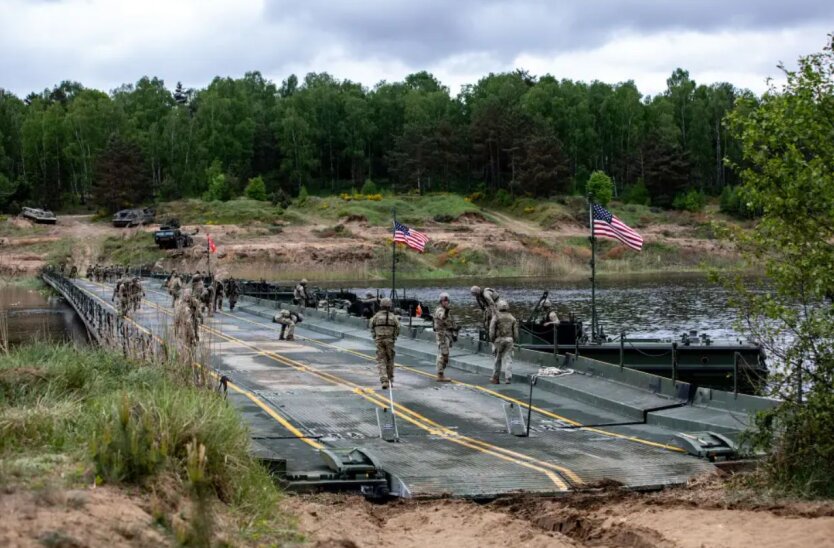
xmin=343 ymin=273 xmax=752 ymax=341
xmin=0 ymin=283 xmax=89 ymax=347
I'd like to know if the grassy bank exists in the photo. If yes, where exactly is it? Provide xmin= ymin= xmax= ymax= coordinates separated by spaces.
xmin=0 ymin=343 xmax=298 ymax=546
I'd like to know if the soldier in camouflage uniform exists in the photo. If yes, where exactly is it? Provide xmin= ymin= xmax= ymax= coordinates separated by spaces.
xmin=488 ymin=299 xmax=518 ymax=384
xmin=370 ymin=298 xmax=400 ymax=389
xmin=471 ymin=286 xmax=500 ymax=340
xmin=112 ymin=275 xmax=131 ymax=317
xmin=433 ymin=292 xmax=457 ymax=382
xmin=174 ymin=288 xmax=199 ymax=358
xmin=129 ymin=277 xmax=144 ymax=314
xmin=226 ymin=277 xmax=240 ymax=311
xmin=167 ymin=272 xmax=183 ymax=307
xmin=273 ymin=309 xmax=296 ymax=340
xmin=211 ymin=278 xmax=224 ymax=313
xmin=293 ymin=279 xmax=309 ymax=307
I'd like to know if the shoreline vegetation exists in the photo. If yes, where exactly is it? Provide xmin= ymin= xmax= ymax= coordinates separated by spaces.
xmin=0 ymin=342 xmax=300 ymax=546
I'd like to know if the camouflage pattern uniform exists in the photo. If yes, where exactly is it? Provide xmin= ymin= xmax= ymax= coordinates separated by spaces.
xmin=69 ymin=265 xmax=77 ymax=278
xmin=226 ymin=278 xmax=240 ymax=311
xmin=471 ymin=286 xmax=500 ymax=340
xmin=369 ymin=298 xmax=400 ymax=389
xmin=167 ymin=274 xmax=183 ymax=307
xmin=112 ymin=275 xmax=131 ymax=317
xmin=212 ymin=279 xmax=224 ymax=312
xmin=174 ymin=288 xmax=199 ymax=356
xmin=129 ymin=277 xmax=144 ymax=314
xmin=273 ymin=309 xmax=296 ymax=340
xmin=433 ymin=292 xmax=456 ymax=382
xmin=293 ymin=279 xmax=309 ymax=307
xmin=488 ymin=300 xmax=518 ymax=384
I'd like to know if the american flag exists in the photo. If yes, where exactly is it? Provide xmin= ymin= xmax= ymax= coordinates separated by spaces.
xmin=592 ymin=204 xmax=643 ymax=251
xmin=393 ymin=221 xmax=429 ymax=252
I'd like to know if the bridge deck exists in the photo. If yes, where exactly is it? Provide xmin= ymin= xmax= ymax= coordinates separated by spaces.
xmin=69 ymin=278 xmax=717 ymax=497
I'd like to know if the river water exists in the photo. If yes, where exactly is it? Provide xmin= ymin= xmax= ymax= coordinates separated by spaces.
xmin=0 ymin=284 xmax=89 ymax=347
xmin=344 ymin=273 xmax=752 ymax=341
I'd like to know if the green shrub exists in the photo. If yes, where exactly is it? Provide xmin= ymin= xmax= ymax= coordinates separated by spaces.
xmin=203 ymin=173 xmax=233 ymax=202
xmin=297 ymin=185 xmax=309 ymax=203
xmin=586 ymin=171 xmax=614 ymax=205
xmin=672 ymin=189 xmax=706 ymax=212
xmin=360 ymin=178 xmax=378 ymax=195
xmin=270 ymin=188 xmax=291 ymax=209
xmin=624 ymin=179 xmax=651 ymax=206
xmin=244 ymin=176 xmax=267 ymax=201
xmin=493 ymin=189 xmax=513 ymax=207
xmin=719 ymin=185 xmax=760 ymax=219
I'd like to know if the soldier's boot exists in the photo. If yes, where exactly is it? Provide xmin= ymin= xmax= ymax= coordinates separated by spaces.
xmin=381 ymin=380 xmax=389 ymax=389
xmin=286 ymin=335 xmax=294 ymax=341
xmin=436 ymin=371 xmax=451 ymax=383
xmin=490 ymin=374 xmax=500 ymax=384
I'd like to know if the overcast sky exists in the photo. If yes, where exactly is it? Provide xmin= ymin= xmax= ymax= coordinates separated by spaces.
xmin=1 ymin=0 xmax=832 ymax=98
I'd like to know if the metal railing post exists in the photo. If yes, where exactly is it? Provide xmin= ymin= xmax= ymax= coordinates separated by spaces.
xmin=619 ymin=330 xmax=625 ymax=370
xmin=671 ymin=342 xmax=678 ymax=384
xmin=574 ymin=323 xmax=579 ymax=357
xmin=733 ymin=352 xmax=739 ymax=398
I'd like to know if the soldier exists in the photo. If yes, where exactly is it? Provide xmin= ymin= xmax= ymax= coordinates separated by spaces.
xmin=174 ymin=288 xmax=199 ymax=358
xmin=540 ymin=299 xmax=560 ymax=326
xmin=182 ymin=287 xmax=203 ymax=341
xmin=129 ymin=277 xmax=144 ymax=314
xmin=273 ymin=309 xmax=296 ymax=340
xmin=68 ymin=265 xmax=77 ymax=278
xmin=191 ymin=273 xmax=206 ymax=314
xmin=370 ymin=298 xmax=400 ymax=389
xmin=433 ymin=292 xmax=457 ymax=382
xmin=211 ymin=278 xmax=225 ymax=312
xmin=59 ymin=262 xmax=66 ymax=276
xmin=471 ymin=286 xmax=500 ymax=337
xmin=293 ymin=279 xmax=309 ymax=307
xmin=489 ymin=300 xmax=518 ymax=384
xmin=226 ymin=277 xmax=240 ymax=311
xmin=112 ymin=275 xmax=131 ymax=316
xmin=167 ymin=272 xmax=183 ymax=307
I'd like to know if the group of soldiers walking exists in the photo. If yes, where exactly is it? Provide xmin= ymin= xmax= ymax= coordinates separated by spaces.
xmin=87 ymin=263 xmax=127 ymax=283
xmin=164 ymin=270 xmax=242 ymax=349
xmin=111 ymin=275 xmax=144 ymax=317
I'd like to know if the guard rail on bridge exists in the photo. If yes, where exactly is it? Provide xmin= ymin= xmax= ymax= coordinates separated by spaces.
xmin=42 ymin=272 xmax=166 ymax=363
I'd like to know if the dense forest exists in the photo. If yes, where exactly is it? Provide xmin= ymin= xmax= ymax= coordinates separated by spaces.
xmin=0 ymin=68 xmax=753 ymax=213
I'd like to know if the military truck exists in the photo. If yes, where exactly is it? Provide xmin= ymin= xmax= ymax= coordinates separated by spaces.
xmin=153 ymin=220 xmax=194 ymax=249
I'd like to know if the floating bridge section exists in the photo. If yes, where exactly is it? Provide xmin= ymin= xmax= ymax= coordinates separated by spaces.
xmin=44 ymin=273 xmax=779 ymax=498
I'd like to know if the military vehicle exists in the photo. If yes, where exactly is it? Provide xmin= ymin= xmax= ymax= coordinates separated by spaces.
xmin=113 ymin=207 xmax=155 ymax=227
xmin=21 ymin=207 xmax=57 ymax=224
xmin=513 ymin=292 xmax=767 ymax=393
xmin=153 ymin=220 xmax=195 ymax=249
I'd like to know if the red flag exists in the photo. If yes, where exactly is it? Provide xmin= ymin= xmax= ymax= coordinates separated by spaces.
xmin=415 ymin=304 xmax=422 ymax=317
xmin=207 ymin=234 xmax=217 ymax=254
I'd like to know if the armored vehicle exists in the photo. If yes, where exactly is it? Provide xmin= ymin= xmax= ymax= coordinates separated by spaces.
xmin=113 ymin=207 xmax=155 ymax=227
xmin=21 ymin=207 xmax=57 ymax=224
xmin=154 ymin=220 xmax=194 ymax=249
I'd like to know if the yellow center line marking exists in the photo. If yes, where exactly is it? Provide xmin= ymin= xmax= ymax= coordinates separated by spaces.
xmin=130 ymin=282 xmax=576 ymax=489
xmin=76 ymin=280 xmax=324 ymax=449
xmin=184 ymin=288 xmax=684 ymax=454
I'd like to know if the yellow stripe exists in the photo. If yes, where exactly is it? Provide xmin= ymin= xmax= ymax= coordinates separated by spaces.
xmin=196 ymin=293 xmax=684 ymax=454
xmin=132 ymin=283 xmax=575 ymax=489
xmin=78 ymin=280 xmax=323 ymax=449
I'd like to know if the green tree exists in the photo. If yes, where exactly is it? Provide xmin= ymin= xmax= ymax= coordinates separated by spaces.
xmin=92 ymin=135 xmax=151 ymax=213
xmin=244 ymin=175 xmax=267 ymax=201
xmin=724 ymin=36 xmax=834 ymax=496
xmin=586 ymin=170 xmax=614 ymax=205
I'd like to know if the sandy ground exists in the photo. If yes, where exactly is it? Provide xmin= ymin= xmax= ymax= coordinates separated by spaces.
xmin=0 ymin=485 xmax=168 ymax=547
xmin=0 ymin=209 xmax=738 ymax=280
xmin=288 ymin=477 xmax=834 ymax=548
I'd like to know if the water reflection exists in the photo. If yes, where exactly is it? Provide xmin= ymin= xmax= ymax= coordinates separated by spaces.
xmin=341 ymin=273 xmax=751 ymax=340
xmin=0 ymin=284 xmax=89 ymax=346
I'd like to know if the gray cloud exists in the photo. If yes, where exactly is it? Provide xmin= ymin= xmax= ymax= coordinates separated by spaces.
xmin=263 ymin=0 xmax=834 ymax=65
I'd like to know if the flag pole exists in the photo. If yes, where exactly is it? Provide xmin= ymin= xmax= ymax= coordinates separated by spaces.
xmin=588 ymin=199 xmax=597 ymax=340
xmin=391 ymin=208 xmax=397 ymax=305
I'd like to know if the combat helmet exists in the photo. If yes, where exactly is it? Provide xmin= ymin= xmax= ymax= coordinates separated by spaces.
xmin=541 ymin=299 xmax=552 ymax=309
xmin=380 ymin=298 xmax=392 ymax=309
xmin=300 ymin=278 xmax=308 ymax=285
xmin=470 ymin=285 xmax=481 ymax=295
xmin=439 ymin=291 xmax=450 ymax=302
xmin=497 ymin=299 xmax=509 ymax=312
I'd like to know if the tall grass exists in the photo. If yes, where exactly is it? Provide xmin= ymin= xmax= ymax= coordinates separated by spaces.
xmin=0 ymin=343 xmax=298 ymax=544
